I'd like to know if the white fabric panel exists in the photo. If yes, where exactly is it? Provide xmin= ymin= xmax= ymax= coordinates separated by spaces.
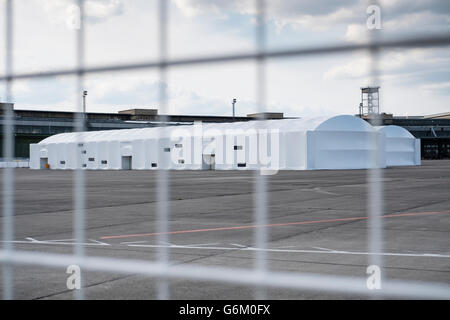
xmin=86 ymin=142 xmax=98 ymax=169
xmin=131 ymin=140 xmax=145 ymax=170
xmin=29 ymin=144 xmax=40 ymax=169
xmin=47 ymin=144 xmax=58 ymax=169
xmin=309 ymin=131 xmax=386 ymax=170
xmin=0 ymin=161 xmax=29 ymax=168
xmin=376 ymin=125 xmax=420 ymax=167
xmin=66 ymin=142 xmax=77 ymax=170
xmin=108 ymin=140 xmax=121 ymax=170
xmin=98 ymin=141 xmax=108 ymax=170
xmin=284 ymin=131 xmax=306 ymax=170
xmin=146 ymin=139 xmax=158 ymax=169
xmin=415 ymin=139 xmax=421 ymax=165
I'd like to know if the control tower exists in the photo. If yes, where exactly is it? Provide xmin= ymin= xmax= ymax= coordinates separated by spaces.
xmin=359 ymin=86 xmax=380 ymax=116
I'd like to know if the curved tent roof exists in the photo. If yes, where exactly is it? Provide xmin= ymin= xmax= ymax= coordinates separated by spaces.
xmin=375 ymin=125 xmax=415 ymax=138
xmin=201 ymin=115 xmax=372 ymax=133
xmin=316 ymin=115 xmax=374 ymax=132
xmin=38 ymin=115 xmax=373 ymax=145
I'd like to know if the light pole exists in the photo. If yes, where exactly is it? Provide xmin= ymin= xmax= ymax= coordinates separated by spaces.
xmin=232 ymin=98 xmax=236 ymax=119
xmin=82 ymin=90 xmax=87 ymax=115
xmin=82 ymin=90 xmax=88 ymax=126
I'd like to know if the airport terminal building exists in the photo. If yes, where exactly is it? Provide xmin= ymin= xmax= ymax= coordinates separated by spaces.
xmin=0 ymin=103 xmax=448 ymax=166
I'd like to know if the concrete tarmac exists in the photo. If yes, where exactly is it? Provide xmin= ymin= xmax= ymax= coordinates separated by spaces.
xmin=0 ymin=160 xmax=449 ymax=299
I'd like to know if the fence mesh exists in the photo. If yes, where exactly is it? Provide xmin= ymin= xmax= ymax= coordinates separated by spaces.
xmin=1 ymin=0 xmax=450 ymax=300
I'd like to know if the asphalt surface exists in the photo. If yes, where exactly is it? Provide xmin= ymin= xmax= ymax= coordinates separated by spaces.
xmin=0 ymin=160 xmax=449 ymax=299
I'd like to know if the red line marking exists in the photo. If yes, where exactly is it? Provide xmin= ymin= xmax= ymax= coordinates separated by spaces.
xmin=100 ymin=209 xmax=450 ymax=240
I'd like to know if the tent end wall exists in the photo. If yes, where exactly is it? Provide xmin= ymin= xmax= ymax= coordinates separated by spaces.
xmin=415 ymin=139 xmax=421 ymax=165
xmin=306 ymin=131 xmax=387 ymax=170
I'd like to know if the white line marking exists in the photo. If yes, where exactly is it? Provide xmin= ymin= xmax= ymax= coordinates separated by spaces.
xmin=159 ymin=241 xmax=173 ymax=246
xmin=230 ymin=243 xmax=247 ymax=248
xmin=300 ymin=187 xmax=338 ymax=196
xmin=128 ymin=244 xmax=239 ymax=251
xmin=126 ymin=244 xmax=450 ymax=258
xmin=6 ymin=238 xmax=449 ymax=259
xmin=87 ymin=239 xmax=110 ymax=246
xmin=121 ymin=241 xmax=149 ymax=245
xmin=312 ymin=247 xmax=333 ymax=251
xmin=314 ymin=187 xmax=338 ymax=195
xmin=185 ymin=243 xmax=221 ymax=247
xmin=246 ymin=247 xmax=450 ymax=258
xmin=0 ymin=238 xmax=110 ymax=246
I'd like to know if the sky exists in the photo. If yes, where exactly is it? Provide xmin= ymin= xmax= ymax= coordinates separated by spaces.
xmin=0 ymin=0 xmax=449 ymax=117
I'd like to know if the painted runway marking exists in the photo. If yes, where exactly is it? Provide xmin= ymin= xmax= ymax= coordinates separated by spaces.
xmin=230 ymin=243 xmax=247 ymax=248
xmin=312 ymin=247 xmax=333 ymax=251
xmin=247 ymin=247 xmax=450 ymax=258
xmin=0 ymin=238 xmax=110 ymax=246
xmin=101 ymin=209 xmax=450 ymax=240
xmin=300 ymin=187 xmax=338 ymax=195
xmin=124 ymin=243 xmax=450 ymax=258
xmin=120 ymin=240 xmax=148 ymax=245
xmin=185 ymin=242 xmax=221 ymax=247
xmin=127 ymin=243 xmax=239 ymax=251
xmin=4 ymin=237 xmax=449 ymax=259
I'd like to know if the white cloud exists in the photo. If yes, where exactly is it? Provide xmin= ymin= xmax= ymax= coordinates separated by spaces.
xmin=86 ymin=0 xmax=124 ymax=21
xmin=270 ymin=6 xmax=357 ymax=31
xmin=173 ymin=0 xmax=253 ymax=17
xmin=173 ymin=0 xmax=360 ymax=31
xmin=323 ymin=55 xmax=370 ymax=80
xmin=421 ymin=81 xmax=450 ymax=91
xmin=344 ymin=23 xmax=368 ymax=43
xmin=323 ymin=49 xmax=443 ymax=81
xmin=36 ymin=0 xmax=124 ymax=27
xmin=4 ymin=0 xmax=450 ymax=118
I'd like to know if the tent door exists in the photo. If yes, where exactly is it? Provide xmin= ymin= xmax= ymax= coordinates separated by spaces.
xmin=40 ymin=158 xmax=48 ymax=169
xmin=121 ymin=156 xmax=132 ymax=170
xmin=202 ymin=154 xmax=215 ymax=170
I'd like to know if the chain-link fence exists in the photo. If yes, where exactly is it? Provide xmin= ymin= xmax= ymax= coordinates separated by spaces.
xmin=1 ymin=0 xmax=450 ymax=300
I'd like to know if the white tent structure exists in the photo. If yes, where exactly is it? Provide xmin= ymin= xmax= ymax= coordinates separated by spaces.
xmin=375 ymin=125 xmax=421 ymax=166
xmin=30 ymin=115 xmax=390 ymax=171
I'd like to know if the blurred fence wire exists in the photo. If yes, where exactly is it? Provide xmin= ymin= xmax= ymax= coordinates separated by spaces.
xmin=1 ymin=0 xmax=450 ymax=300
